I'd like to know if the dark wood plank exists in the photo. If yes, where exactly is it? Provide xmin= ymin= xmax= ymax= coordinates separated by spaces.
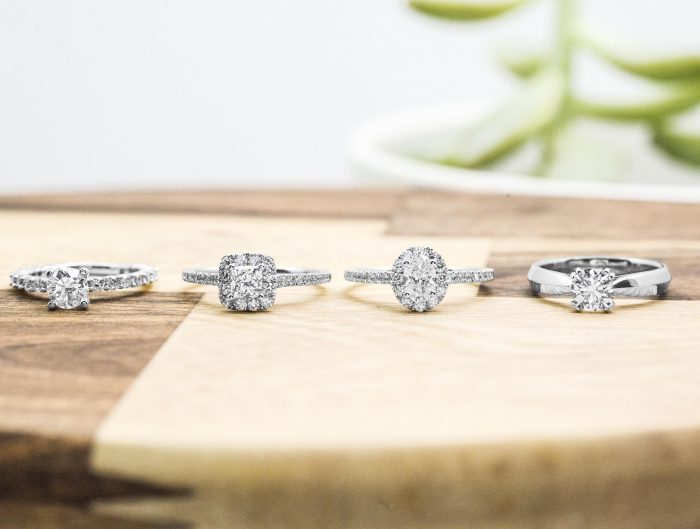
xmin=0 ymin=433 xmax=185 ymax=504
xmin=0 ymin=290 xmax=200 ymax=523
xmin=0 ymin=291 xmax=201 ymax=441
xmin=388 ymin=191 xmax=700 ymax=239
xmin=0 ymin=189 xmax=404 ymax=219
xmin=0 ymin=501 xmax=187 ymax=529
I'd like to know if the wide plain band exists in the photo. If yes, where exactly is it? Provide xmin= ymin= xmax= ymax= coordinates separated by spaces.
xmin=10 ymin=263 xmax=158 ymax=292
xmin=344 ymin=267 xmax=495 ymax=284
xmin=182 ymin=267 xmax=331 ymax=288
xmin=528 ymin=256 xmax=671 ymax=297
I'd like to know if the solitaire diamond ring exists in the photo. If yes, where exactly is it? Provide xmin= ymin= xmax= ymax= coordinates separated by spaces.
xmin=344 ymin=246 xmax=494 ymax=312
xmin=182 ymin=253 xmax=331 ymax=311
xmin=10 ymin=263 xmax=158 ymax=310
xmin=528 ymin=256 xmax=671 ymax=312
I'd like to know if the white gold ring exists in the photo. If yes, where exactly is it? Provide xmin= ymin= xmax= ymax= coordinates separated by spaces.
xmin=344 ymin=246 xmax=494 ymax=312
xmin=527 ymin=256 xmax=671 ymax=312
xmin=10 ymin=263 xmax=158 ymax=310
xmin=182 ymin=253 xmax=331 ymax=311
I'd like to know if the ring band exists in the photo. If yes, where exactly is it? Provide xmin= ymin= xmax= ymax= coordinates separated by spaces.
xmin=345 ymin=246 xmax=494 ymax=312
xmin=183 ymin=253 xmax=331 ymax=311
xmin=527 ymin=256 xmax=671 ymax=312
xmin=10 ymin=263 xmax=158 ymax=310
xmin=344 ymin=268 xmax=493 ymax=285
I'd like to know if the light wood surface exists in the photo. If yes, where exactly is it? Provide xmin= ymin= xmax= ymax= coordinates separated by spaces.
xmin=2 ymin=190 xmax=700 ymax=529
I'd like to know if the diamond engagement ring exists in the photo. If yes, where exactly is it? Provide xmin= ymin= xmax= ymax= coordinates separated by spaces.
xmin=10 ymin=263 xmax=158 ymax=310
xmin=182 ymin=253 xmax=331 ymax=311
xmin=528 ymin=256 xmax=671 ymax=312
xmin=344 ymin=246 xmax=495 ymax=312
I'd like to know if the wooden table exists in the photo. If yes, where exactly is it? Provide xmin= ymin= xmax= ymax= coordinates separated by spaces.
xmin=2 ymin=189 xmax=700 ymax=529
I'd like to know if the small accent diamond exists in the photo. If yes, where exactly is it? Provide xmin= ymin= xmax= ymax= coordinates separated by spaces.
xmin=47 ymin=267 xmax=89 ymax=310
xmin=570 ymin=267 xmax=616 ymax=312
xmin=391 ymin=246 xmax=448 ymax=312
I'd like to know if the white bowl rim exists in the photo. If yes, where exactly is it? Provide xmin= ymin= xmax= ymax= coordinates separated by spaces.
xmin=347 ymin=101 xmax=700 ymax=204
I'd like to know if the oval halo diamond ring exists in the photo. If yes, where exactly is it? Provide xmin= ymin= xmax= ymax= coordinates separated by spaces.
xmin=527 ymin=256 xmax=671 ymax=312
xmin=344 ymin=246 xmax=495 ymax=312
xmin=10 ymin=263 xmax=159 ymax=310
xmin=182 ymin=253 xmax=331 ymax=311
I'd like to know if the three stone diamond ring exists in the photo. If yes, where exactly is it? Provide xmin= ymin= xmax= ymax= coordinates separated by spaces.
xmin=182 ymin=253 xmax=331 ymax=311
xmin=528 ymin=256 xmax=671 ymax=312
xmin=10 ymin=263 xmax=158 ymax=310
xmin=344 ymin=246 xmax=495 ymax=312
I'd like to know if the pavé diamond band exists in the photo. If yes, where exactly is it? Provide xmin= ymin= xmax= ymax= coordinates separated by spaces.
xmin=345 ymin=246 xmax=495 ymax=312
xmin=183 ymin=253 xmax=331 ymax=311
xmin=528 ymin=256 xmax=671 ymax=312
xmin=10 ymin=263 xmax=158 ymax=310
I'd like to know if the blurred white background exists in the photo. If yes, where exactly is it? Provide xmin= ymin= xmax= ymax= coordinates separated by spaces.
xmin=1 ymin=1 xmax=698 ymax=193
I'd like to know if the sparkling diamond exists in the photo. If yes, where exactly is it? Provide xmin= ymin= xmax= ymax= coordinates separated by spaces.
xmin=391 ymin=246 xmax=448 ymax=312
xmin=570 ymin=267 xmax=616 ymax=312
xmin=218 ymin=253 xmax=276 ymax=311
xmin=47 ymin=267 xmax=89 ymax=310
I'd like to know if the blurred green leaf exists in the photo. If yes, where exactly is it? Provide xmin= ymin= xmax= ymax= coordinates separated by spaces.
xmin=497 ymin=44 xmax=545 ymax=78
xmin=409 ymin=0 xmax=528 ymax=21
xmin=443 ymin=70 xmax=564 ymax=167
xmin=541 ymin=123 xmax=629 ymax=180
xmin=653 ymin=106 xmax=700 ymax=166
xmin=575 ymin=79 xmax=700 ymax=121
xmin=577 ymin=25 xmax=700 ymax=80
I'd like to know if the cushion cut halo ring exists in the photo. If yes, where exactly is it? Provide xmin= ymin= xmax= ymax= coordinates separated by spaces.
xmin=10 ymin=263 xmax=159 ymax=310
xmin=182 ymin=253 xmax=331 ymax=312
xmin=528 ymin=256 xmax=671 ymax=312
xmin=344 ymin=246 xmax=495 ymax=312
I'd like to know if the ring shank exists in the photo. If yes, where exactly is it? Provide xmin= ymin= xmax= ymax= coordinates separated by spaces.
xmin=182 ymin=267 xmax=331 ymax=288
xmin=528 ymin=256 xmax=670 ymax=298
xmin=344 ymin=267 xmax=495 ymax=284
xmin=10 ymin=263 xmax=158 ymax=293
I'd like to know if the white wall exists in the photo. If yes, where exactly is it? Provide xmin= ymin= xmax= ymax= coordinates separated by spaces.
xmin=0 ymin=1 xmax=696 ymax=193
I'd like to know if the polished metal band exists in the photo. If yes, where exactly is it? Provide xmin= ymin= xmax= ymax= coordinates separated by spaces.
xmin=528 ymin=257 xmax=671 ymax=297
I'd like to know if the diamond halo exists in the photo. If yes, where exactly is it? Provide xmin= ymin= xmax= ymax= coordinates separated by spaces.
xmin=391 ymin=246 xmax=448 ymax=312
xmin=570 ymin=267 xmax=616 ymax=312
xmin=218 ymin=253 xmax=277 ymax=311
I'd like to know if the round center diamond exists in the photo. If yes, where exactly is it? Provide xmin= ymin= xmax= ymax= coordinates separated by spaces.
xmin=392 ymin=246 xmax=448 ymax=312
xmin=570 ymin=267 xmax=616 ymax=312
xmin=47 ymin=267 xmax=89 ymax=310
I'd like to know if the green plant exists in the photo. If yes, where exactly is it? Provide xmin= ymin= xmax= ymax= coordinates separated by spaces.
xmin=409 ymin=0 xmax=700 ymax=176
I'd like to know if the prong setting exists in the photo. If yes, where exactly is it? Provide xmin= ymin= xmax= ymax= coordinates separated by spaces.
xmin=46 ymin=267 xmax=90 ymax=310
xmin=570 ymin=267 xmax=616 ymax=312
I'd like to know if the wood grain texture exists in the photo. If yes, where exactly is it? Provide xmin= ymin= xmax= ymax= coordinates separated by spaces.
xmin=0 ymin=291 xmax=201 ymax=439
xmin=0 ymin=189 xmax=404 ymax=218
xmin=2 ymin=189 xmax=700 ymax=529
xmin=0 ymin=501 xmax=186 ymax=529
xmin=0 ymin=433 xmax=184 ymax=504
xmin=93 ymin=293 xmax=700 ymax=528
xmin=388 ymin=190 xmax=700 ymax=239
xmin=93 ymin=432 xmax=700 ymax=529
